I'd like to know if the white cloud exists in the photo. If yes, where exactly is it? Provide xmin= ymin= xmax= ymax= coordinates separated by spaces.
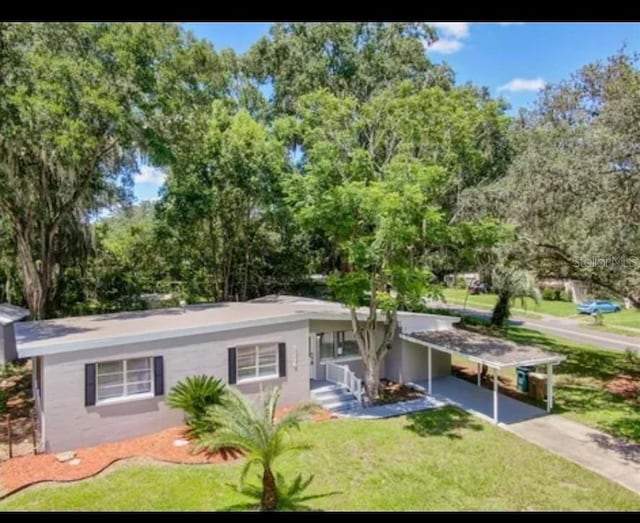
xmin=497 ymin=22 xmax=525 ymax=26
xmin=498 ymin=77 xmax=546 ymax=92
xmin=427 ymin=38 xmax=464 ymax=55
xmin=431 ymin=22 xmax=471 ymax=39
xmin=134 ymin=165 xmax=166 ymax=186
xmin=426 ymin=22 xmax=471 ymax=55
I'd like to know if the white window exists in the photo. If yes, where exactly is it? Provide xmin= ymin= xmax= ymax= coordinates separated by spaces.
xmin=96 ymin=357 xmax=153 ymax=403
xmin=237 ymin=343 xmax=279 ymax=382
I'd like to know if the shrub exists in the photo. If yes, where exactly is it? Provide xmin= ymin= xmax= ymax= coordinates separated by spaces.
xmin=454 ymin=276 xmax=468 ymax=289
xmin=561 ymin=289 xmax=574 ymax=302
xmin=542 ymin=287 xmax=556 ymax=301
xmin=625 ymin=348 xmax=639 ymax=366
xmin=167 ymin=375 xmax=227 ymax=437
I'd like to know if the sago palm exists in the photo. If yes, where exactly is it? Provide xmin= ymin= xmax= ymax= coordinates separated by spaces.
xmin=198 ymin=386 xmax=319 ymax=511
xmin=166 ymin=375 xmax=227 ymax=436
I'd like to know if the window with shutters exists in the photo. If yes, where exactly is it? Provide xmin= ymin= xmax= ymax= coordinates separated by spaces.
xmin=96 ymin=357 xmax=153 ymax=403
xmin=236 ymin=343 xmax=279 ymax=382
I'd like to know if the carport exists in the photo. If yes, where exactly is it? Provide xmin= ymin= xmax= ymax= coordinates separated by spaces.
xmin=399 ymin=329 xmax=566 ymax=423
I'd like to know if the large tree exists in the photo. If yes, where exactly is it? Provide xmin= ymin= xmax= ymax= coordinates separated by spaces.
xmin=0 ymin=23 xmax=224 ymax=318
xmin=285 ymin=83 xmax=510 ymax=403
xmin=156 ymin=100 xmax=309 ymax=302
xmin=244 ymin=23 xmax=454 ymax=116
xmin=463 ymin=52 xmax=640 ymax=304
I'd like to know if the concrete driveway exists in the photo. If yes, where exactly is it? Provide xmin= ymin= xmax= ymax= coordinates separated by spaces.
xmin=412 ymin=376 xmax=546 ymax=425
xmin=508 ymin=415 xmax=640 ymax=494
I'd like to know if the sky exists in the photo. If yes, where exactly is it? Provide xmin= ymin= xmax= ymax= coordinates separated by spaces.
xmin=133 ymin=22 xmax=640 ymax=202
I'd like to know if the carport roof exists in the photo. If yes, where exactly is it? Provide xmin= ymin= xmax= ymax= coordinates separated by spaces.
xmin=400 ymin=329 xmax=566 ymax=369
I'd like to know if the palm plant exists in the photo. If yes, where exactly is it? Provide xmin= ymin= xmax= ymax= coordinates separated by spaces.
xmin=198 ymin=386 xmax=319 ymax=511
xmin=166 ymin=375 xmax=227 ymax=436
xmin=490 ymin=265 xmax=541 ymax=327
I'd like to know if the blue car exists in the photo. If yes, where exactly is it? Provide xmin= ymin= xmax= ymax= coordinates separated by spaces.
xmin=576 ymin=299 xmax=622 ymax=314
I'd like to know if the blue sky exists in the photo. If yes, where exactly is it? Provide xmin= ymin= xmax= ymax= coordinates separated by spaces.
xmin=134 ymin=22 xmax=640 ymax=202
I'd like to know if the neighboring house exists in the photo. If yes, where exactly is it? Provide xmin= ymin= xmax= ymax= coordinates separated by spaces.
xmin=444 ymin=273 xmax=480 ymax=288
xmin=537 ymin=278 xmax=588 ymax=303
xmin=0 ymin=296 xmax=459 ymax=452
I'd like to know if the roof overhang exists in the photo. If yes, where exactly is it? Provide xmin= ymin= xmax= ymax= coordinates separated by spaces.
xmin=0 ymin=304 xmax=30 ymax=326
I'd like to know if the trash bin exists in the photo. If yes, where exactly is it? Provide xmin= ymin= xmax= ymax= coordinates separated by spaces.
xmin=516 ymin=366 xmax=535 ymax=393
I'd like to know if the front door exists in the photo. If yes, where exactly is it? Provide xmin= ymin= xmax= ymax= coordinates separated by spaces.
xmin=309 ymin=335 xmax=319 ymax=380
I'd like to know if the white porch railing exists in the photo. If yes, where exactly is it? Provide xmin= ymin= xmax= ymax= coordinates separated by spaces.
xmin=325 ymin=361 xmax=363 ymax=404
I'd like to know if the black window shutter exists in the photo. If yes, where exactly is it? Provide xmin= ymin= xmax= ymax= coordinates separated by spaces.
xmin=278 ymin=343 xmax=287 ymax=378
xmin=228 ymin=347 xmax=237 ymax=384
xmin=85 ymin=363 xmax=96 ymax=407
xmin=153 ymin=356 xmax=164 ymax=396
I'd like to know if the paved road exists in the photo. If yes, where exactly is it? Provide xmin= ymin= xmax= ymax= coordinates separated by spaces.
xmin=430 ymin=301 xmax=640 ymax=352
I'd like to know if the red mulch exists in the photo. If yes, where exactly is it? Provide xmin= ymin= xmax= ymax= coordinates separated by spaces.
xmin=375 ymin=379 xmax=425 ymax=405
xmin=0 ymin=407 xmax=335 ymax=498
xmin=605 ymin=373 xmax=640 ymax=402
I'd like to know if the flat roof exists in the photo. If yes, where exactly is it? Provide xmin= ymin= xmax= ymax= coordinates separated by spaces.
xmin=0 ymin=304 xmax=30 ymax=326
xmin=15 ymin=295 xmax=459 ymax=358
xmin=400 ymin=329 xmax=565 ymax=369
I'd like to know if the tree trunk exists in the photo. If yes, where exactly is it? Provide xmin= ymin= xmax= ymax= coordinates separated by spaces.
xmin=207 ymin=213 xmax=219 ymax=301
xmin=260 ymin=466 xmax=278 ymax=512
xmin=362 ymin=356 xmax=380 ymax=407
xmin=15 ymin=231 xmax=48 ymax=320
xmin=491 ymin=291 xmax=510 ymax=327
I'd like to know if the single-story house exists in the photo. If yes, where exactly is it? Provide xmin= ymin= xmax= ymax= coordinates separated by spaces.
xmin=0 ymin=295 xmax=564 ymax=453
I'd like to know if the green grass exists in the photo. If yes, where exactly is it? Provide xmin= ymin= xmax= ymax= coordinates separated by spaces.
xmin=2 ymin=408 xmax=639 ymax=511
xmin=442 ymin=289 xmax=576 ymax=318
xmin=443 ymin=289 xmax=640 ymax=329
xmin=579 ymin=311 xmax=640 ymax=333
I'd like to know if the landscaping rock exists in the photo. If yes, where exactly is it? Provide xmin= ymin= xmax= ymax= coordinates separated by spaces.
xmin=68 ymin=458 xmax=82 ymax=466
xmin=172 ymin=438 xmax=189 ymax=448
xmin=55 ymin=451 xmax=76 ymax=463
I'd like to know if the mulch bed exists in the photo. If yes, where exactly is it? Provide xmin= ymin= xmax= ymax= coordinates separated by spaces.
xmin=605 ymin=373 xmax=640 ymax=402
xmin=0 ymin=407 xmax=334 ymax=499
xmin=0 ymin=415 xmax=35 ymax=461
xmin=375 ymin=379 xmax=425 ymax=406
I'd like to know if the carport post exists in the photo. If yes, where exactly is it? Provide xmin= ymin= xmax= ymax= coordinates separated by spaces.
xmin=493 ymin=367 xmax=498 ymax=424
xmin=428 ymin=347 xmax=432 ymax=395
xmin=546 ymin=363 xmax=554 ymax=412
xmin=477 ymin=363 xmax=481 ymax=386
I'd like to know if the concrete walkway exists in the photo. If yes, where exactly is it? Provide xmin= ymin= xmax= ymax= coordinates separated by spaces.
xmin=508 ymin=415 xmax=640 ymax=494
xmin=336 ymin=395 xmax=446 ymax=419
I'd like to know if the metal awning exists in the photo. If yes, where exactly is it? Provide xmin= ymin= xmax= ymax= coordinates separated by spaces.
xmin=400 ymin=329 xmax=566 ymax=423
xmin=400 ymin=329 xmax=565 ymax=369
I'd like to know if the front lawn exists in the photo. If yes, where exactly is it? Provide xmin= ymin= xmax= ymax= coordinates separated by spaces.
xmin=443 ymin=289 xmax=640 ymax=331
xmin=2 ymin=408 xmax=639 ymax=511
xmin=442 ymin=289 xmax=576 ymax=317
